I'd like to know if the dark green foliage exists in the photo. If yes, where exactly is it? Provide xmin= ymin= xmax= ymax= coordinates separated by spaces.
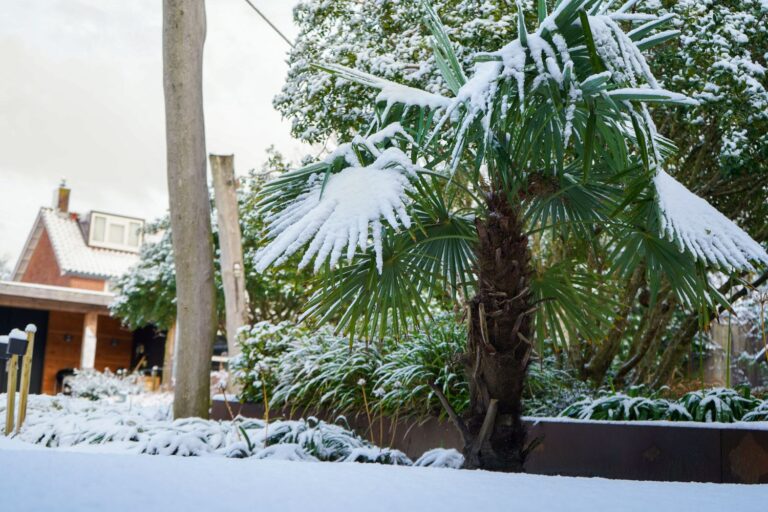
xmin=678 ymin=387 xmax=761 ymax=423
xmin=561 ymin=386 xmax=766 ymax=423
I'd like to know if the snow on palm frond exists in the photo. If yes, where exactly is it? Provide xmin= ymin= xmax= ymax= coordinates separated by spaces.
xmin=316 ymin=63 xmax=452 ymax=117
xmin=654 ymin=170 xmax=768 ymax=270
xmin=254 ymin=147 xmax=416 ymax=274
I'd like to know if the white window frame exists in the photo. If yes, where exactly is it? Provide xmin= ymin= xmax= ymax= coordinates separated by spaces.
xmin=88 ymin=212 xmax=144 ymax=253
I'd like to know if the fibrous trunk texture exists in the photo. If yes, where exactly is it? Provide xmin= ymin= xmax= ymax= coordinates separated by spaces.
xmin=463 ymin=192 xmax=533 ymax=471
xmin=163 ymin=0 xmax=218 ymax=419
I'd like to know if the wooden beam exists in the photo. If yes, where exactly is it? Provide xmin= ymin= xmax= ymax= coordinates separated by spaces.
xmin=162 ymin=319 xmax=177 ymax=388
xmin=80 ymin=312 xmax=98 ymax=369
xmin=210 ymin=154 xmax=250 ymax=357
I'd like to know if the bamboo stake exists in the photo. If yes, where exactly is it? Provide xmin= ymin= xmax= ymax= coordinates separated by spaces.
xmin=5 ymin=355 xmax=18 ymax=435
xmin=16 ymin=326 xmax=36 ymax=433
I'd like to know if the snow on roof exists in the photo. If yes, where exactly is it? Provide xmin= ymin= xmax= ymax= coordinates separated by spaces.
xmin=40 ymin=208 xmax=139 ymax=280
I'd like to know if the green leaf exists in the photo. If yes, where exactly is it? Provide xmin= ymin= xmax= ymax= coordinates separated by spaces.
xmin=627 ymin=13 xmax=676 ymax=41
xmin=537 ymin=0 xmax=548 ymax=22
xmin=607 ymin=88 xmax=696 ymax=105
xmin=582 ymin=107 xmax=597 ymax=181
xmin=636 ymin=30 xmax=680 ymax=50
xmin=518 ymin=1 xmax=529 ymax=47
xmin=419 ymin=0 xmax=466 ymax=94
xmin=579 ymin=9 xmax=605 ymax=73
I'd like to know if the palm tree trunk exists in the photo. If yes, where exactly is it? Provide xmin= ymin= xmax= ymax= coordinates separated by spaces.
xmin=462 ymin=192 xmax=533 ymax=471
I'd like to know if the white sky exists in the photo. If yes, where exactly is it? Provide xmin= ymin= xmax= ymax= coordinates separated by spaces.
xmin=0 ymin=0 xmax=305 ymax=267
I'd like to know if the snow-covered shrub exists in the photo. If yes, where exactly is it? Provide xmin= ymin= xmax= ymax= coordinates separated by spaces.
xmin=560 ymin=387 xmax=766 ymax=423
xmin=415 ymin=448 xmax=464 ymax=469
xmin=66 ymin=369 xmax=143 ymax=400
xmin=524 ymin=356 xmax=591 ymax=417
xmin=230 ymin=321 xmax=299 ymax=403
xmin=264 ymin=417 xmax=370 ymax=461
xmin=678 ymin=388 xmax=760 ymax=423
xmin=233 ymin=321 xmax=383 ymax=415
xmin=252 ymin=443 xmax=319 ymax=462
xmin=742 ymin=400 xmax=768 ymax=422
xmin=234 ymin=315 xmax=594 ymax=420
xmin=3 ymin=394 xmax=429 ymax=466
xmin=343 ymin=446 xmax=412 ymax=466
xmin=270 ymin=329 xmax=383 ymax=416
xmin=560 ymin=393 xmax=674 ymax=421
xmin=372 ymin=312 xmax=468 ymax=419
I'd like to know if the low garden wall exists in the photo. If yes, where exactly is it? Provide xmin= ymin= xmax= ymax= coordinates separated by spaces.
xmin=212 ymin=399 xmax=768 ymax=484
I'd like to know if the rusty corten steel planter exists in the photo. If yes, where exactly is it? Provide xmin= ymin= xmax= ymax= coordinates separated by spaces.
xmin=211 ymin=400 xmax=768 ymax=484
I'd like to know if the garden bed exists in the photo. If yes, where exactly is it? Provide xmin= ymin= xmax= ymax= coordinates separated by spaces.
xmin=212 ymin=399 xmax=768 ymax=484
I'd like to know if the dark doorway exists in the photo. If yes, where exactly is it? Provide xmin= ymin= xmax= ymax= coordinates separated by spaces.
xmin=131 ymin=326 xmax=166 ymax=375
xmin=0 ymin=307 xmax=49 ymax=394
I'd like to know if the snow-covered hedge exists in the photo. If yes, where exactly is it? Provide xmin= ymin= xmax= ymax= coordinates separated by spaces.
xmin=66 ymin=369 xmax=144 ymax=400
xmin=231 ymin=313 xmax=467 ymax=420
xmin=232 ymin=314 xmax=586 ymax=420
xmin=0 ymin=394 xmax=463 ymax=468
xmin=560 ymin=387 xmax=767 ymax=423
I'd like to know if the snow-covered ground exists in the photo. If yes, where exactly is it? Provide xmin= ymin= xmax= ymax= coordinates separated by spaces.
xmin=1 ymin=393 xmax=765 ymax=511
xmin=0 ymin=436 xmax=765 ymax=512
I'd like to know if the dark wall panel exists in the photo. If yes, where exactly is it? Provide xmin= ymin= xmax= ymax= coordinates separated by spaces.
xmin=0 ymin=306 xmax=49 ymax=394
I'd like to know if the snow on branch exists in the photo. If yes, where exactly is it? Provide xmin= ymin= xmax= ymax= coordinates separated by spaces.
xmin=255 ymin=148 xmax=416 ymax=274
xmin=654 ymin=170 xmax=768 ymax=270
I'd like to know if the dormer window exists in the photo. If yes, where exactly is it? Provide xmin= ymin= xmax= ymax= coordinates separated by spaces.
xmin=88 ymin=212 xmax=144 ymax=253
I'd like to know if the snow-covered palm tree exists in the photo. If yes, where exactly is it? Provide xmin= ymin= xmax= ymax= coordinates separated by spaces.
xmin=254 ymin=0 xmax=767 ymax=471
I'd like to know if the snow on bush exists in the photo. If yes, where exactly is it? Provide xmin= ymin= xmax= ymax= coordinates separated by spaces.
xmin=66 ymin=369 xmax=144 ymax=400
xmin=415 ymin=448 xmax=465 ymax=469
xmin=560 ymin=387 xmax=766 ymax=423
xmin=742 ymin=400 xmax=768 ymax=422
xmin=0 ymin=394 xmax=417 ymax=466
xmin=233 ymin=314 xmax=589 ymax=420
xmin=678 ymin=387 xmax=761 ymax=423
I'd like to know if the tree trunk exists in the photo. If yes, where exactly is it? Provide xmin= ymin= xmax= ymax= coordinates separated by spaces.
xmin=163 ymin=0 xmax=218 ymax=419
xmin=583 ymin=266 xmax=644 ymax=384
xmin=462 ymin=192 xmax=533 ymax=471
xmin=210 ymin=154 xmax=250 ymax=358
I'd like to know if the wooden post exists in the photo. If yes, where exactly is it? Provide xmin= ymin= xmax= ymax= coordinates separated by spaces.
xmin=80 ymin=312 xmax=98 ymax=369
xmin=4 ymin=355 xmax=18 ymax=435
xmin=210 ymin=154 xmax=250 ymax=358
xmin=162 ymin=319 xmax=177 ymax=388
xmin=16 ymin=325 xmax=36 ymax=433
xmin=164 ymin=0 xmax=218 ymax=419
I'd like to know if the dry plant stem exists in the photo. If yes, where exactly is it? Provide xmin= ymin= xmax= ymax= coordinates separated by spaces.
xmin=360 ymin=385 xmax=374 ymax=444
xmin=262 ymin=382 xmax=270 ymax=447
xmin=389 ymin=405 xmax=400 ymax=448
xmin=379 ymin=412 xmax=384 ymax=447
xmin=761 ymin=294 xmax=767 ymax=363
xmin=221 ymin=387 xmax=237 ymax=422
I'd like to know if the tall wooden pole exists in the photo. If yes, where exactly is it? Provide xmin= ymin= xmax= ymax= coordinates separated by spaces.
xmin=4 ymin=355 xmax=18 ymax=435
xmin=16 ymin=325 xmax=36 ymax=433
xmin=163 ymin=0 xmax=217 ymax=419
xmin=210 ymin=154 xmax=249 ymax=358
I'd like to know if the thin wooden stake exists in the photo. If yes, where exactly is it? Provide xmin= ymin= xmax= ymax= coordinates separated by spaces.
xmin=16 ymin=326 xmax=36 ymax=433
xmin=5 ymin=355 xmax=18 ymax=435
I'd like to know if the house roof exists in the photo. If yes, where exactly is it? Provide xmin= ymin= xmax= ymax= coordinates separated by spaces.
xmin=0 ymin=280 xmax=112 ymax=314
xmin=13 ymin=208 xmax=139 ymax=281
